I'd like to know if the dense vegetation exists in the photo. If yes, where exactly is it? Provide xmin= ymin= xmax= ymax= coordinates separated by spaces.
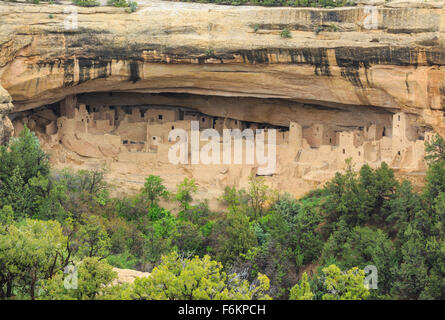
xmin=1 ymin=127 xmax=444 ymax=300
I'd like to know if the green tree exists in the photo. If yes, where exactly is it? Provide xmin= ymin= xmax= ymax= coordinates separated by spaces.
xmin=172 ymin=220 xmax=204 ymax=255
xmin=324 ymin=161 xmax=397 ymax=228
xmin=175 ymin=178 xmax=198 ymax=211
xmin=424 ymin=134 xmax=445 ymax=164
xmin=392 ymin=225 xmax=429 ymax=299
xmin=218 ymin=208 xmax=257 ymax=266
xmin=75 ymin=215 xmax=111 ymax=259
xmin=289 ymin=272 xmax=314 ymax=300
xmin=131 ymin=252 xmax=271 ymax=300
xmin=0 ymin=219 xmax=69 ymax=299
xmin=142 ymin=175 xmax=169 ymax=207
xmin=321 ymin=264 xmax=370 ymax=300
xmin=0 ymin=205 xmax=14 ymax=226
xmin=358 ymin=162 xmax=397 ymax=224
xmin=41 ymin=257 xmax=117 ymax=300
xmin=247 ymin=173 xmax=269 ymax=218
xmin=0 ymin=126 xmax=49 ymax=185
xmin=0 ymin=127 xmax=51 ymax=219
xmin=321 ymin=226 xmax=397 ymax=295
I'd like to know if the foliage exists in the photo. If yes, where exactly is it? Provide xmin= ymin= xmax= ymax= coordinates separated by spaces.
xmin=0 ymin=127 xmax=50 ymax=220
xmin=142 ymin=175 xmax=169 ymax=207
xmin=425 ymin=134 xmax=445 ymax=164
xmin=131 ymin=252 xmax=271 ymax=300
xmin=72 ymin=0 xmax=99 ymax=6
xmin=175 ymin=178 xmax=198 ymax=211
xmin=217 ymin=207 xmax=257 ymax=266
xmin=321 ymin=265 xmax=370 ymax=300
xmin=75 ymin=215 xmax=111 ymax=259
xmin=40 ymin=257 xmax=117 ymax=300
xmin=2 ymin=126 xmax=445 ymax=300
xmin=323 ymin=161 xmax=398 ymax=228
xmin=280 ymin=28 xmax=291 ymax=38
xmin=321 ymin=226 xmax=397 ymax=294
xmin=127 ymin=1 xmax=138 ymax=12
xmin=107 ymin=0 xmax=128 ymax=7
xmin=0 ymin=219 xmax=69 ymax=299
xmin=289 ymin=272 xmax=313 ymax=300
xmin=247 ymin=173 xmax=270 ymax=218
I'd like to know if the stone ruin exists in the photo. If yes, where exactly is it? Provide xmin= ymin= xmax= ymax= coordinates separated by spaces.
xmin=9 ymin=94 xmax=434 ymax=200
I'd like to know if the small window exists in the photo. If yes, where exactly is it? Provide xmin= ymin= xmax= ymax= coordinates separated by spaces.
xmin=171 ymin=126 xmax=175 ymax=130
xmin=398 ymin=115 xmax=401 ymax=121
xmin=123 ymin=140 xmax=128 ymax=145
xmin=158 ymin=115 xmax=163 ymax=120
xmin=153 ymin=137 xmax=156 ymax=140
xmin=358 ymin=151 xmax=361 ymax=156
xmin=202 ymin=117 xmax=205 ymax=122
xmin=398 ymin=151 xmax=401 ymax=156
xmin=235 ymin=120 xmax=238 ymax=125
xmin=342 ymin=149 xmax=345 ymax=154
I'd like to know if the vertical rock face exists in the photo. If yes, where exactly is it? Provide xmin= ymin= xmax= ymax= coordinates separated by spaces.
xmin=0 ymin=84 xmax=14 ymax=145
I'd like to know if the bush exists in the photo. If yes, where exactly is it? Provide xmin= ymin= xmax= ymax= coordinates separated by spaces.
xmin=127 ymin=0 xmax=137 ymax=12
xmin=108 ymin=0 xmax=128 ymax=7
xmin=72 ymin=0 xmax=100 ymax=7
xmin=280 ymin=28 xmax=292 ymax=38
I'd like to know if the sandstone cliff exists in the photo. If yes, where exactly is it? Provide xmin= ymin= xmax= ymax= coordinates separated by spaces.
xmin=0 ymin=0 xmax=444 ymax=139
xmin=0 ymin=84 xmax=14 ymax=144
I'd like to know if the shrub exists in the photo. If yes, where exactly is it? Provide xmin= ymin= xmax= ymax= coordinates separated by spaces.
xmin=280 ymin=28 xmax=292 ymax=38
xmin=127 ymin=0 xmax=137 ymax=12
xmin=72 ymin=0 xmax=100 ymax=7
xmin=108 ymin=0 xmax=128 ymax=7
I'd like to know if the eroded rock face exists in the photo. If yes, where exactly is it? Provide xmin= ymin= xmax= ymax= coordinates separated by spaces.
xmin=0 ymin=84 xmax=14 ymax=144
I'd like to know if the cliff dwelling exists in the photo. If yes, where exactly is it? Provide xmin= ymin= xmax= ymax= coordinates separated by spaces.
xmin=8 ymin=91 xmax=433 ymax=204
